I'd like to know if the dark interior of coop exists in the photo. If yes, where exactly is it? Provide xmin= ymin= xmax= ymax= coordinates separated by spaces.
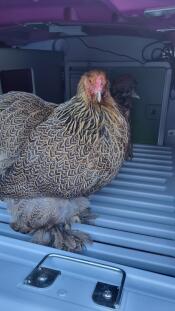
xmin=0 ymin=33 xmax=175 ymax=147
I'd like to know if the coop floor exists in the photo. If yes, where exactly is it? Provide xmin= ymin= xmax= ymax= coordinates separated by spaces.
xmin=0 ymin=144 xmax=175 ymax=276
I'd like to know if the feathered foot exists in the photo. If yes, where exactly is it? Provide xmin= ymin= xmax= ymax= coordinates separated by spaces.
xmin=61 ymin=228 xmax=91 ymax=252
xmin=32 ymin=224 xmax=91 ymax=252
xmin=6 ymin=196 xmax=93 ymax=252
xmin=7 ymin=196 xmax=92 ymax=231
xmin=11 ymin=221 xmax=30 ymax=234
xmin=70 ymin=206 xmax=95 ymax=224
xmin=70 ymin=196 xmax=96 ymax=224
xmin=9 ymin=199 xmax=31 ymax=233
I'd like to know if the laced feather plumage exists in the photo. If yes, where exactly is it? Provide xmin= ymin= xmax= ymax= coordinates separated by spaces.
xmin=0 ymin=70 xmax=129 ymax=251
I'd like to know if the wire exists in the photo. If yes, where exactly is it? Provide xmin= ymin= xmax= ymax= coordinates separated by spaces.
xmin=51 ymin=36 xmax=164 ymax=65
xmin=51 ymin=39 xmax=58 ymax=51
xmin=77 ymin=37 xmax=144 ymax=65
xmin=141 ymin=39 xmax=164 ymax=62
xmin=150 ymin=47 xmax=163 ymax=60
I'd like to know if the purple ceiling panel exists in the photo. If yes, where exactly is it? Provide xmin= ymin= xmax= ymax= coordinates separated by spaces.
xmin=0 ymin=0 xmax=175 ymax=45
xmin=109 ymin=0 xmax=175 ymax=12
xmin=0 ymin=0 xmax=175 ymax=25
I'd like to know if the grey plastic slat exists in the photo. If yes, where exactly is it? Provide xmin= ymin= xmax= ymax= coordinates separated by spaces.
xmin=0 ymin=223 xmax=30 ymax=241
xmin=91 ymin=193 xmax=175 ymax=212
xmin=131 ymin=157 xmax=173 ymax=165
xmin=124 ymin=161 xmax=173 ymax=171
xmin=0 ymin=201 xmax=7 ymax=209
xmin=1 ymin=218 xmax=175 ymax=260
xmin=117 ymin=173 xmax=166 ymax=184
xmin=101 ymin=185 xmax=174 ymax=202
xmin=92 ymin=215 xmax=175 ymax=239
xmin=120 ymin=167 xmax=173 ymax=177
xmin=1 ymin=201 xmax=175 ymax=233
xmin=1 ymin=203 xmax=175 ymax=234
xmin=1 ymin=221 xmax=175 ymax=278
xmin=0 ymin=209 xmax=9 ymax=223
xmin=133 ymin=148 xmax=172 ymax=155
xmin=133 ymin=144 xmax=172 ymax=151
xmin=91 ymin=202 xmax=175 ymax=225
xmin=84 ymin=243 xmax=175 ymax=276
xmin=73 ymin=224 xmax=175 ymax=257
xmin=111 ymin=179 xmax=166 ymax=191
xmin=1 ymin=214 xmax=175 ymax=258
xmin=133 ymin=152 xmax=172 ymax=160
xmin=131 ymin=156 xmax=173 ymax=166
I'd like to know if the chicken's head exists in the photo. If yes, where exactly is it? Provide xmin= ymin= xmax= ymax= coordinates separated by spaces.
xmin=77 ymin=70 xmax=109 ymax=104
xmin=111 ymin=74 xmax=140 ymax=105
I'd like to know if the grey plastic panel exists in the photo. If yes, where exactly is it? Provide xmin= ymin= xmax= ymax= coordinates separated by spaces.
xmin=0 ymin=236 xmax=175 ymax=311
xmin=0 ymin=144 xmax=175 ymax=278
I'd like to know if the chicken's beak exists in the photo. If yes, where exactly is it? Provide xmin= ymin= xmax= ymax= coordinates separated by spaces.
xmin=131 ymin=90 xmax=140 ymax=100
xmin=96 ymin=91 xmax=102 ymax=103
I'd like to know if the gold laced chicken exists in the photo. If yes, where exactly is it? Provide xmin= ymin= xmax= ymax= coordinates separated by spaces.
xmin=0 ymin=70 xmax=129 ymax=251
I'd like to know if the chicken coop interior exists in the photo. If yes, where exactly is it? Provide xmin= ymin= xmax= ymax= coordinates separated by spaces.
xmin=1 ymin=36 xmax=175 ymax=268
xmin=0 ymin=37 xmax=174 ymax=146
xmin=0 ymin=1 xmax=175 ymax=311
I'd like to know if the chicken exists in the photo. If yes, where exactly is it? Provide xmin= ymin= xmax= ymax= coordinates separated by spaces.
xmin=0 ymin=70 xmax=129 ymax=251
xmin=0 ymin=91 xmax=57 ymax=175
xmin=111 ymin=74 xmax=140 ymax=159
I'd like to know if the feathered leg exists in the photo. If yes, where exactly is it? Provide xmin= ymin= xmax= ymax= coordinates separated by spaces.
xmin=70 ymin=197 xmax=95 ymax=224
xmin=6 ymin=197 xmax=92 ymax=252
xmin=32 ymin=225 xmax=91 ymax=252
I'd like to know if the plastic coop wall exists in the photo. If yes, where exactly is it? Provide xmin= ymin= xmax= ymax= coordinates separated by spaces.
xmin=0 ymin=48 xmax=64 ymax=104
xmin=24 ymin=35 xmax=175 ymax=146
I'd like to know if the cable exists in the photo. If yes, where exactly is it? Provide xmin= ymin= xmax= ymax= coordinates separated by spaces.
xmin=77 ymin=37 xmax=144 ymax=65
xmin=51 ymin=36 xmax=163 ymax=65
xmin=141 ymin=39 xmax=164 ymax=62
xmin=150 ymin=47 xmax=164 ymax=60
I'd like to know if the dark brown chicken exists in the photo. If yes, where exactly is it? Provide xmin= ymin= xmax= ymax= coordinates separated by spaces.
xmin=111 ymin=74 xmax=140 ymax=159
xmin=0 ymin=70 xmax=129 ymax=251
